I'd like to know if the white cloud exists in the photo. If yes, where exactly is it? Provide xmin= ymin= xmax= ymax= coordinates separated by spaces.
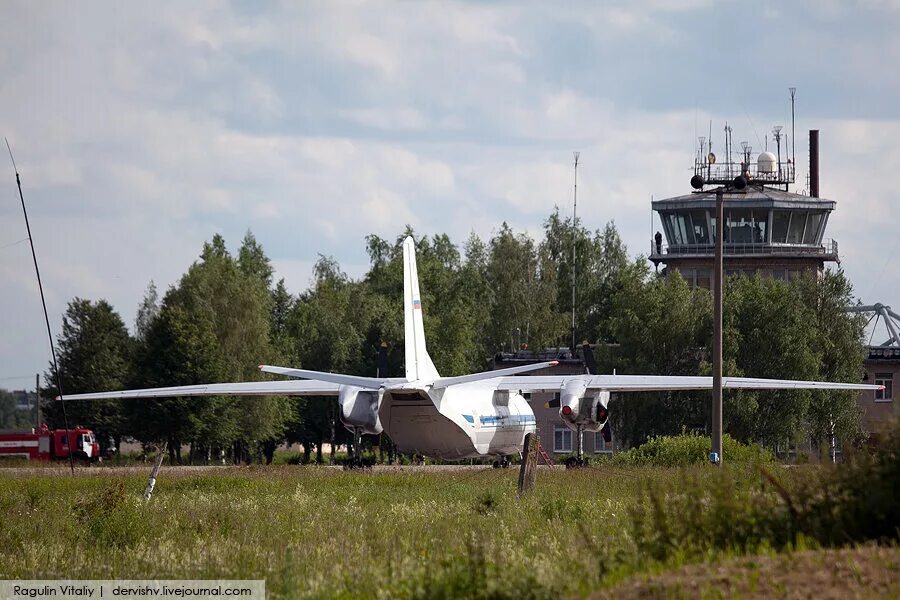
xmin=1 ymin=0 xmax=899 ymax=384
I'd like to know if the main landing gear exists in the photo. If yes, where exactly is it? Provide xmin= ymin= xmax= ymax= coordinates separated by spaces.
xmin=492 ymin=457 xmax=512 ymax=469
xmin=565 ymin=425 xmax=588 ymax=469
xmin=343 ymin=427 xmax=375 ymax=470
xmin=564 ymin=456 xmax=588 ymax=469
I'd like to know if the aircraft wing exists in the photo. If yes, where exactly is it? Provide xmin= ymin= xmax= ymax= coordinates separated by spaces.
xmin=58 ymin=379 xmax=341 ymax=401
xmin=497 ymin=374 xmax=883 ymax=393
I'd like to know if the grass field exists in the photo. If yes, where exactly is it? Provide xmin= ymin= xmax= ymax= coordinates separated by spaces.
xmin=0 ymin=463 xmax=896 ymax=599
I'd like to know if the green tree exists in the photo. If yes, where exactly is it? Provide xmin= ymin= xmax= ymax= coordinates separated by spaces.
xmin=134 ymin=280 xmax=159 ymax=342
xmin=486 ymin=223 xmax=563 ymax=354
xmin=799 ymin=270 xmax=868 ymax=448
xmin=286 ymin=255 xmax=362 ymax=462
xmin=128 ymin=234 xmax=290 ymax=462
xmin=606 ymin=267 xmax=713 ymax=447
xmin=722 ymin=275 xmax=821 ymax=446
xmin=43 ymin=299 xmax=133 ymax=452
xmin=541 ymin=210 xmax=630 ymax=346
xmin=0 ymin=389 xmax=34 ymax=430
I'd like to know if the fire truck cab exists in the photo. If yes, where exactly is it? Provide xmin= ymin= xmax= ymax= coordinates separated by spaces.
xmin=0 ymin=424 xmax=100 ymax=461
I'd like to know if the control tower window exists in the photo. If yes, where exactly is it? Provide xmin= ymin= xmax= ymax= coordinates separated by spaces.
xmin=804 ymin=212 xmax=824 ymax=244
xmin=787 ymin=211 xmax=808 ymax=244
xmin=691 ymin=210 xmax=710 ymax=244
xmin=751 ymin=209 xmax=768 ymax=243
xmin=772 ymin=210 xmax=791 ymax=243
xmin=666 ymin=213 xmax=693 ymax=245
xmin=726 ymin=209 xmax=754 ymax=243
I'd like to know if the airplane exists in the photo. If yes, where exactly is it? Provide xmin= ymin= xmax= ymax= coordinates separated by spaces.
xmin=62 ymin=236 xmax=883 ymax=467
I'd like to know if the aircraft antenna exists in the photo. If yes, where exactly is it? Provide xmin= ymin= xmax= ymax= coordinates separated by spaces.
xmin=5 ymin=138 xmax=75 ymax=475
xmin=571 ymin=151 xmax=579 ymax=351
xmin=789 ymin=87 xmax=796 ymax=190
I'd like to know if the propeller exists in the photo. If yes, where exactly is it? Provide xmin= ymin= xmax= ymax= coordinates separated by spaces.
xmin=582 ymin=341 xmax=612 ymax=443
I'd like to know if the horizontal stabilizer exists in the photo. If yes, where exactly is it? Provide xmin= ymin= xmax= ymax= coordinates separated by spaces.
xmin=260 ymin=365 xmax=398 ymax=389
xmin=432 ymin=361 xmax=559 ymax=388
xmin=59 ymin=379 xmax=340 ymax=401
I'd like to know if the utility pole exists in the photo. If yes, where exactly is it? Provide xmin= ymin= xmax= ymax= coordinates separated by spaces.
xmin=711 ymin=187 xmax=724 ymax=466
xmin=571 ymin=151 xmax=580 ymax=351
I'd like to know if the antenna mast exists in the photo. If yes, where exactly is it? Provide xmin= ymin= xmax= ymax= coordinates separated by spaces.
xmin=571 ymin=151 xmax=580 ymax=351
xmin=5 ymin=139 xmax=75 ymax=475
xmin=790 ymin=87 xmax=796 ymax=189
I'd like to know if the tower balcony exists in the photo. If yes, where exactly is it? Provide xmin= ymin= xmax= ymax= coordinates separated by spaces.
xmin=649 ymin=238 xmax=839 ymax=265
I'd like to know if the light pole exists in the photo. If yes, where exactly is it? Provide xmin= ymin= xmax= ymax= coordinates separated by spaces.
xmin=711 ymin=186 xmax=724 ymax=466
xmin=691 ymin=165 xmax=748 ymax=466
xmin=709 ymin=175 xmax=747 ymax=466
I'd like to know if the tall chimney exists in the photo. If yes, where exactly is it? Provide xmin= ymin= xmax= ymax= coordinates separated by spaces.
xmin=809 ymin=129 xmax=819 ymax=198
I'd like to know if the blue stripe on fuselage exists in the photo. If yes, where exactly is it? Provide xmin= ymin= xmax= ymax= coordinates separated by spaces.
xmin=476 ymin=415 xmax=536 ymax=428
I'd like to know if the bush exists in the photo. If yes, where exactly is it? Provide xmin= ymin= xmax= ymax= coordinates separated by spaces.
xmin=612 ymin=432 xmax=773 ymax=467
xmin=627 ymin=421 xmax=900 ymax=564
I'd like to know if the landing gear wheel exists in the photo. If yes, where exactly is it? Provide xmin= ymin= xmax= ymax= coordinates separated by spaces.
xmin=343 ymin=457 xmax=374 ymax=471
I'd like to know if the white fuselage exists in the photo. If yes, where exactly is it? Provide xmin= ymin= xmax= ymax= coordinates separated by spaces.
xmin=378 ymin=381 xmax=536 ymax=459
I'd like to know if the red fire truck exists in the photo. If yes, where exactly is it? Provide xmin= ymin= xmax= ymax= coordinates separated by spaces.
xmin=0 ymin=424 xmax=100 ymax=461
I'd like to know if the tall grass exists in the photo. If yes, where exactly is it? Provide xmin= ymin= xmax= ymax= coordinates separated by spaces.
xmin=1 ymin=425 xmax=896 ymax=599
xmin=0 ymin=466 xmax=674 ymax=598
xmin=626 ymin=423 xmax=900 ymax=567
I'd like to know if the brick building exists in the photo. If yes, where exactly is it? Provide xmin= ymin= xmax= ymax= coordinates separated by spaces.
xmin=851 ymin=304 xmax=899 ymax=437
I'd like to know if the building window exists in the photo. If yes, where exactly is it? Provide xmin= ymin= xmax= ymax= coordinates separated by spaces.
xmin=594 ymin=432 xmax=613 ymax=454
xmin=553 ymin=426 xmax=573 ymax=453
xmin=875 ymin=373 xmax=893 ymax=402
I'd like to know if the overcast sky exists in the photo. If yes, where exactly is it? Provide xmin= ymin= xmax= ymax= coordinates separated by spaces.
xmin=2 ymin=0 xmax=899 ymax=388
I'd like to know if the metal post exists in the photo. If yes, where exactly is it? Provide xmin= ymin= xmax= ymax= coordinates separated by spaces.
xmin=144 ymin=442 xmax=167 ymax=501
xmin=711 ymin=187 xmax=724 ymax=466
xmin=517 ymin=430 xmax=539 ymax=498
xmin=576 ymin=424 xmax=583 ymax=464
xmin=35 ymin=373 xmax=40 ymax=429
xmin=790 ymin=87 xmax=796 ymax=185
xmin=571 ymin=152 xmax=580 ymax=350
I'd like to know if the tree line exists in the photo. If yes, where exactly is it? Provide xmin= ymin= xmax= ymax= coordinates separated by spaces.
xmin=38 ymin=210 xmax=868 ymax=462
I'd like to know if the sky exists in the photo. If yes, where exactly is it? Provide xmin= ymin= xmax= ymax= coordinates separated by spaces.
xmin=2 ymin=0 xmax=899 ymax=389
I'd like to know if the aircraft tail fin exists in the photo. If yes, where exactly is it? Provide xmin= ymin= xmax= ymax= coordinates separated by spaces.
xmin=403 ymin=236 xmax=440 ymax=382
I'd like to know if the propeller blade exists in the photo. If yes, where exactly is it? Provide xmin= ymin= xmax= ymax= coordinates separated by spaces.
xmin=581 ymin=342 xmax=598 ymax=375
xmin=601 ymin=422 xmax=612 ymax=444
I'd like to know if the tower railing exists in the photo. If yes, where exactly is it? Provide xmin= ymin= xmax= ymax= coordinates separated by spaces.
xmin=650 ymin=238 xmax=838 ymax=258
xmin=693 ymin=161 xmax=796 ymax=187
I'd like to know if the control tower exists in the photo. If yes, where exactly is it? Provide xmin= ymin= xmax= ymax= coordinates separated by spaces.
xmin=649 ymin=128 xmax=838 ymax=288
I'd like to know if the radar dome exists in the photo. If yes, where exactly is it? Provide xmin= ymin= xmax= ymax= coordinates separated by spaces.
xmin=757 ymin=151 xmax=777 ymax=174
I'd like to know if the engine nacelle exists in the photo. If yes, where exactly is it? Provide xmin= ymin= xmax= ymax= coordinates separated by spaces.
xmin=559 ymin=379 xmax=610 ymax=433
xmin=338 ymin=386 xmax=384 ymax=435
